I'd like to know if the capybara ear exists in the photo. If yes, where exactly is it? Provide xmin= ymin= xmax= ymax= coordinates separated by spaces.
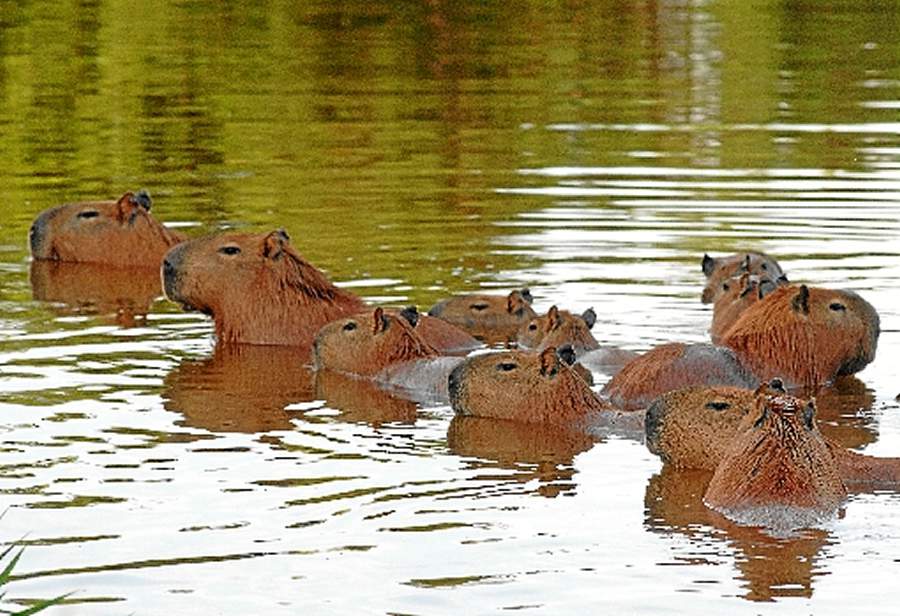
xmin=547 ymin=305 xmax=562 ymax=331
xmin=372 ymin=307 xmax=390 ymax=334
xmin=539 ymin=346 xmax=561 ymax=377
xmin=263 ymin=229 xmax=291 ymax=260
xmin=791 ymin=285 xmax=810 ymax=315
xmin=778 ymin=274 xmax=789 ymax=283
xmin=556 ymin=344 xmax=577 ymax=366
xmin=803 ymin=399 xmax=817 ymax=431
xmin=399 ymin=305 xmax=419 ymax=328
xmin=581 ymin=308 xmax=597 ymax=329
xmin=132 ymin=189 xmax=152 ymax=211
xmin=740 ymin=254 xmax=751 ymax=273
xmin=115 ymin=191 xmax=138 ymax=223
xmin=507 ymin=291 xmax=528 ymax=316
xmin=520 ymin=288 xmax=534 ymax=304
xmin=702 ymin=253 xmax=715 ymax=277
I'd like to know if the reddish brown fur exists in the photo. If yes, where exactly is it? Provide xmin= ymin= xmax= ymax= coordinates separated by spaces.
xmin=710 ymin=273 xmax=782 ymax=344
xmin=428 ymin=289 xmax=536 ymax=343
xmin=517 ymin=305 xmax=599 ymax=353
xmin=601 ymin=343 xmax=756 ymax=411
xmin=313 ymin=307 xmax=439 ymax=377
xmin=30 ymin=191 xmax=184 ymax=267
xmin=448 ymin=348 xmax=614 ymax=426
xmin=721 ymin=285 xmax=880 ymax=388
xmin=701 ymin=251 xmax=784 ymax=304
xmin=703 ymin=391 xmax=847 ymax=517
xmin=314 ymin=369 xmax=418 ymax=426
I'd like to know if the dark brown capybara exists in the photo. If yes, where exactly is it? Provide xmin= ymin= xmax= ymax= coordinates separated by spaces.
xmin=600 ymin=342 xmax=756 ymax=411
xmin=30 ymin=260 xmax=163 ymax=327
xmin=29 ymin=190 xmax=184 ymax=267
xmin=448 ymin=347 xmax=642 ymax=433
xmin=709 ymin=272 xmax=781 ymax=344
xmin=312 ymin=306 xmax=462 ymax=402
xmin=721 ymin=284 xmax=880 ymax=388
xmin=428 ymin=288 xmax=535 ymax=343
xmin=701 ymin=251 xmax=785 ymax=304
xmin=162 ymin=229 xmax=479 ymax=352
xmin=703 ymin=387 xmax=847 ymax=530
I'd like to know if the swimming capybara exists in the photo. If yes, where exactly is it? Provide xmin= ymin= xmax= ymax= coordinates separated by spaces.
xmin=703 ymin=388 xmax=847 ymax=529
xmin=428 ymin=288 xmax=536 ymax=343
xmin=448 ymin=347 xmax=642 ymax=433
xmin=162 ymin=229 xmax=479 ymax=352
xmin=709 ymin=272 xmax=781 ymax=344
xmin=600 ymin=343 xmax=756 ymax=411
xmin=701 ymin=252 xmax=785 ymax=304
xmin=29 ymin=190 xmax=184 ymax=267
xmin=721 ymin=284 xmax=880 ymax=388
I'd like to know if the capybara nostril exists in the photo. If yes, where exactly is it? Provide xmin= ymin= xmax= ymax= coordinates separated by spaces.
xmin=644 ymin=398 xmax=666 ymax=455
xmin=28 ymin=213 xmax=49 ymax=258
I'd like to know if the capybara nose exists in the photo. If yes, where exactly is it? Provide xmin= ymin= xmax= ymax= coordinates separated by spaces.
xmin=28 ymin=212 xmax=49 ymax=258
xmin=644 ymin=397 xmax=666 ymax=455
xmin=161 ymin=254 xmax=180 ymax=301
xmin=448 ymin=363 xmax=465 ymax=410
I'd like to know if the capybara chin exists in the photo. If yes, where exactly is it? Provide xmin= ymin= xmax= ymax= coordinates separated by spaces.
xmin=428 ymin=288 xmax=535 ymax=343
xmin=29 ymin=190 xmax=184 ymax=267
xmin=721 ymin=284 xmax=880 ymax=388
xmin=701 ymin=251 xmax=785 ymax=304
xmin=709 ymin=272 xmax=781 ymax=344
xmin=703 ymin=389 xmax=847 ymax=530
xmin=161 ymin=229 xmax=478 ymax=353
xmin=600 ymin=342 xmax=756 ymax=411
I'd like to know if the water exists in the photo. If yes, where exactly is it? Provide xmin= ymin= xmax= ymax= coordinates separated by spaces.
xmin=1 ymin=1 xmax=900 ymax=613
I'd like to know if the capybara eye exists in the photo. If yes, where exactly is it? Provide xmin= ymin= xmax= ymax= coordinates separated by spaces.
xmin=722 ymin=282 xmax=730 ymax=291
xmin=705 ymin=401 xmax=731 ymax=411
xmin=343 ymin=322 xmax=357 ymax=332
xmin=77 ymin=210 xmax=99 ymax=219
xmin=218 ymin=246 xmax=241 ymax=256
xmin=761 ymin=263 xmax=768 ymax=270
xmin=528 ymin=323 xmax=538 ymax=331
xmin=470 ymin=303 xmax=489 ymax=311
xmin=497 ymin=362 xmax=517 ymax=372
xmin=829 ymin=302 xmax=847 ymax=312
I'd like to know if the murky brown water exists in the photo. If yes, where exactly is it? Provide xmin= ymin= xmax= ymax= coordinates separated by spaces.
xmin=2 ymin=1 xmax=900 ymax=613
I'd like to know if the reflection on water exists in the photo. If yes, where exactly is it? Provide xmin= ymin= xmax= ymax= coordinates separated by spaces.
xmin=1 ymin=0 xmax=900 ymax=613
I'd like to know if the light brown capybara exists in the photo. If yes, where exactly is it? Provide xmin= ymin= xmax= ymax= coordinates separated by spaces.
xmin=600 ymin=342 xmax=756 ymax=411
xmin=647 ymin=381 xmax=900 ymax=488
xmin=162 ymin=229 xmax=479 ymax=352
xmin=701 ymin=251 xmax=785 ymax=304
xmin=703 ymin=387 xmax=847 ymax=529
xmin=709 ymin=272 xmax=781 ymax=344
xmin=428 ymin=288 xmax=535 ymax=343
xmin=312 ymin=306 xmax=462 ymax=402
xmin=29 ymin=190 xmax=184 ymax=267
xmin=721 ymin=284 xmax=880 ymax=388
xmin=448 ymin=347 xmax=642 ymax=432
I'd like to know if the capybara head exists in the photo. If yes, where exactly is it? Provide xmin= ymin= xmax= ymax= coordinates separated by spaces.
xmin=517 ymin=305 xmax=599 ymax=353
xmin=601 ymin=342 xmax=757 ymax=411
xmin=448 ymin=347 xmax=609 ymax=425
xmin=29 ymin=190 xmax=184 ymax=266
xmin=428 ymin=288 xmax=536 ymax=342
xmin=162 ymin=229 xmax=364 ymax=346
xmin=721 ymin=284 xmax=880 ymax=388
xmin=710 ymin=272 xmax=782 ymax=344
xmin=703 ymin=388 xmax=847 ymax=527
xmin=701 ymin=252 xmax=785 ymax=304
xmin=312 ymin=306 xmax=438 ymax=377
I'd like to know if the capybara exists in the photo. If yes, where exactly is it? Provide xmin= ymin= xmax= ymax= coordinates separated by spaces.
xmin=448 ymin=347 xmax=642 ymax=433
xmin=600 ymin=343 xmax=756 ymax=411
xmin=312 ymin=306 xmax=462 ymax=402
xmin=701 ymin=251 xmax=785 ymax=304
xmin=709 ymin=272 xmax=781 ymax=344
xmin=162 ymin=229 xmax=479 ymax=352
xmin=517 ymin=305 xmax=638 ymax=375
xmin=721 ymin=284 xmax=880 ymax=388
xmin=647 ymin=381 xmax=900 ymax=488
xmin=428 ymin=288 xmax=536 ymax=343
xmin=29 ymin=190 xmax=184 ymax=267
xmin=703 ymin=388 xmax=847 ymax=530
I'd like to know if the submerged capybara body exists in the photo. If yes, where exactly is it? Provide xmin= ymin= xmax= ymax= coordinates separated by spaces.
xmin=428 ymin=289 xmax=535 ymax=343
xmin=701 ymin=251 xmax=785 ymax=304
xmin=710 ymin=273 xmax=781 ymax=344
xmin=703 ymin=388 xmax=847 ymax=528
xmin=30 ymin=190 xmax=184 ymax=267
xmin=721 ymin=284 xmax=880 ymax=388
xmin=162 ymin=230 xmax=478 ymax=352
xmin=601 ymin=343 xmax=756 ymax=411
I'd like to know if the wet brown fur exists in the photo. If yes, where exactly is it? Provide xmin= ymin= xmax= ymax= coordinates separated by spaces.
xmin=428 ymin=289 xmax=535 ymax=343
xmin=710 ymin=273 xmax=782 ymax=344
xmin=701 ymin=251 xmax=784 ymax=304
xmin=517 ymin=305 xmax=599 ymax=353
xmin=30 ymin=191 xmax=184 ymax=266
xmin=721 ymin=285 xmax=880 ymax=388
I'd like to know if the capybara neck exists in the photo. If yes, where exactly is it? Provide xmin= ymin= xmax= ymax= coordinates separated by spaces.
xmin=703 ymin=391 xmax=847 ymax=530
xmin=721 ymin=284 xmax=880 ymax=389
xmin=710 ymin=273 xmax=782 ymax=344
